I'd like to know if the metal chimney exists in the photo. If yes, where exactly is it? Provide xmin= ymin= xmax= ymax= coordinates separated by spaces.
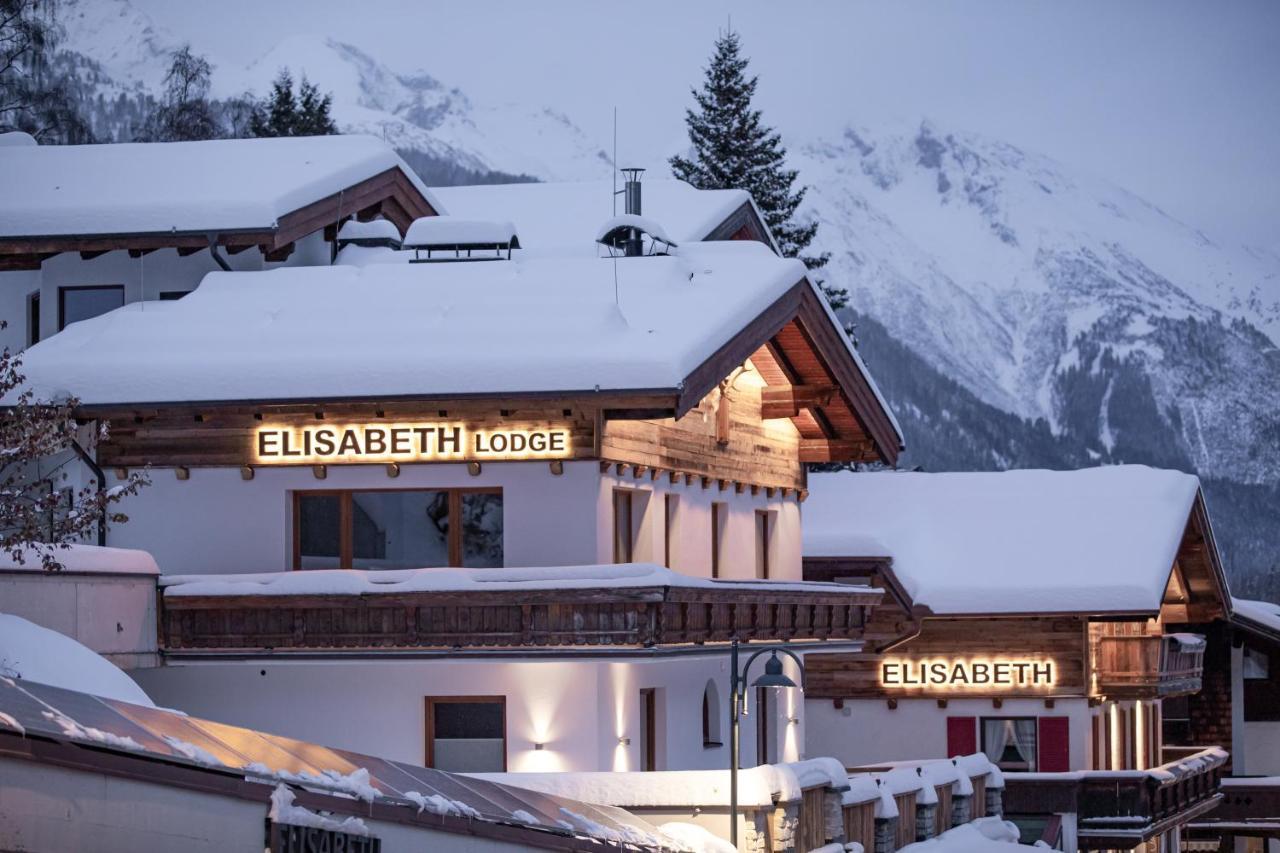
xmin=621 ymin=167 xmax=644 ymax=256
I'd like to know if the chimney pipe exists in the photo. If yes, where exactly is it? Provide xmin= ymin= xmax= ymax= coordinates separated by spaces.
xmin=621 ymin=167 xmax=644 ymax=256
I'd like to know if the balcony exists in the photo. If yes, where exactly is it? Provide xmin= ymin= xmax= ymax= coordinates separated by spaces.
xmin=157 ymin=566 xmax=882 ymax=653
xmin=1004 ymin=747 xmax=1226 ymax=850
xmin=1095 ymin=632 xmax=1206 ymax=698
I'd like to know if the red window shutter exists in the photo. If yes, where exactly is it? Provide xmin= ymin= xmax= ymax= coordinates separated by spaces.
xmin=946 ymin=716 xmax=977 ymax=757
xmin=1038 ymin=716 xmax=1070 ymax=772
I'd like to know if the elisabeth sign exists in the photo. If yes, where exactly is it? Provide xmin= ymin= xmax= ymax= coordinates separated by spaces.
xmin=880 ymin=658 xmax=1055 ymax=690
xmin=253 ymin=422 xmax=572 ymax=465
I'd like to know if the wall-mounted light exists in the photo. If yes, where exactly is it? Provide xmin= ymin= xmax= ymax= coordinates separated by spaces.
xmin=114 ymin=468 xmax=129 ymax=480
xmin=312 ymin=464 xmax=327 ymax=480
xmin=386 ymin=462 xmax=400 ymax=478
xmin=468 ymin=461 xmax=482 ymax=477
xmin=533 ymin=742 xmax=545 ymax=751
xmin=549 ymin=460 xmax=564 ymax=476
xmin=787 ymin=716 xmax=800 ymax=726
xmin=240 ymin=465 xmax=254 ymax=481
xmin=175 ymin=466 xmax=190 ymax=481
xmin=617 ymin=736 xmax=631 ymax=746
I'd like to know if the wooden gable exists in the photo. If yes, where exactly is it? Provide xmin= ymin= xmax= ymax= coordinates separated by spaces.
xmin=1161 ymin=491 xmax=1231 ymax=625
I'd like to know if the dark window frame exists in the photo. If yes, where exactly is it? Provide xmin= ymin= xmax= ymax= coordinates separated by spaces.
xmin=58 ymin=284 xmax=124 ymax=331
xmin=292 ymin=487 xmax=501 ymax=570
xmin=424 ymin=695 xmax=506 ymax=771
xmin=639 ymin=687 xmax=657 ymax=771
xmin=26 ymin=290 xmax=40 ymax=346
xmin=979 ymin=715 xmax=1039 ymax=772
xmin=613 ymin=488 xmax=634 ymax=563
xmin=755 ymin=510 xmax=771 ymax=580
xmin=663 ymin=493 xmax=678 ymax=569
xmin=711 ymin=502 xmax=726 ymax=579
xmin=158 ymin=290 xmax=190 ymax=301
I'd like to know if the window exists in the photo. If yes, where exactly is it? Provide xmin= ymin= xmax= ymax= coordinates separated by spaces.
xmin=158 ymin=290 xmax=190 ymax=301
xmin=1245 ymin=646 xmax=1270 ymax=680
xmin=293 ymin=489 xmax=502 ymax=570
xmin=755 ymin=510 xmax=772 ymax=579
xmin=639 ymin=688 xmax=659 ymax=771
xmin=613 ymin=489 xmax=634 ymax=563
xmin=701 ymin=680 xmax=722 ymax=748
xmin=755 ymin=686 xmax=775 ymax=766
xmin=425 ymin=697 xmax=505 ymax=772
xmin=58 ymin=284 xmax=124 ymax=330
xmin=26 ymin=291 xmax=39 ymax=346
xmin=711 ymin=502 xmax=726 ymax=578
xmin=981 ymin=717 xmax=1037 ymax=771
xmin=663 ymin=494 xmax=678 ymax=568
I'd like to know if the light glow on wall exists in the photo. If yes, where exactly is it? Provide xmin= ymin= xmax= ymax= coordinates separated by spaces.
xmin=253 ymin=422 xmax=572 ymax=465
xmin=880 ymin=657 xmax=1056 ymax=690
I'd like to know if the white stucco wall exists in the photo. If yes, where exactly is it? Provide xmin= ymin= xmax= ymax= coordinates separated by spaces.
xmin=598 ymin=470 xmax=803 ymax=581
xmin=804 ymin=696 xmax=1091 ymax=770
xmin=134 ymin=652 xmax=801 ymax=774
xmin=1243 ymin=722 xmax=1280 ymax=776
xmin=108 ymin=459 xmax=602 ymax=574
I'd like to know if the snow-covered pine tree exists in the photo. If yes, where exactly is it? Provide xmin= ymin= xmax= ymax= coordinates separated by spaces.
xmin=0 ymin=323 xmax=148 ymax=570
xmin=670 ymin=31 xmax=854 ymax=335
xmin=249 ymin=69 xmax=337 ymax=138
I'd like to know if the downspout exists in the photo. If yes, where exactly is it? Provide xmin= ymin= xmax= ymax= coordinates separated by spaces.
xmin=207 ymin=234 xmax=232 ymax=272
xmin=68 ymin=436 xmax=106 ymax=547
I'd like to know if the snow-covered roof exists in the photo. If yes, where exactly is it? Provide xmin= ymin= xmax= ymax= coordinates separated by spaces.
xmin=0 ymin=613 xmax=154 ymax=706
xmin=0 ymin=134 xmax=441 ymax=237
xmin=1233 ymin=597 xmax=1280 ymax=640
xmin=899 ymin=817 xmax=1039 ymax=852
xmin=803 ymin=466 xmax=1202 ymax=615
xmin=336 ymin=218 xmax=402 ymax=244
xmin=403 ymin=216 xmax=518 ymax=248
xmin=0 ymin=543 xmax=158 ymax=574
xmin=160 ymin=563 xmax=879 ymax=599
xmin=432 ymin=179 xmax=769 ymax=250
xmin=16 ymin=241 xmax=811 ymax=406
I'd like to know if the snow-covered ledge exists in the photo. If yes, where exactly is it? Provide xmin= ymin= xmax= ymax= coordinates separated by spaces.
xmin=0 ymin=544 xmax=159 ymax=669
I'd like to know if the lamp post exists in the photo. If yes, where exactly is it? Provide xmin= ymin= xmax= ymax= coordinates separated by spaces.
xmin=728 ymin=638 xmax=805 ymax=849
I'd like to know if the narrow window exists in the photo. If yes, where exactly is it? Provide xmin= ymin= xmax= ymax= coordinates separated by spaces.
xmin=711 ymin=502 xmax=726 ymax=578
xmin=294 ymin=489 xmax=502 ymax=570
xmin=755 ymin=510 xmax=772 ymax=579
xmin=639 ymin=688 xmax=658 ymax=771
xmin=613 ymin=489 xmax=634 ymax=563
xmin=1244 ymin=647 xmax=1270 ymax=679
xmin=26 ymin=291 xmax=39 ymax=346
xmin=755 ymin=685 xmax=774 ymax=766
xmin=980 ymin=717 xmax=1038 ymax=771
xmin=158 ymin=290 xmax=190 ymax=301
xmin=58 ymin=284 xmax=124 ymax=330
xmin=425 ymin=696 xmax=505 ymax=772
xmin=663 ymin=494 xmax=678 ymax=568
xmin=702 ymin=680 xmax=722 ymax=748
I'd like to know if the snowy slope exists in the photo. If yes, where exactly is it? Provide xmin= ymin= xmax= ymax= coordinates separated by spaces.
xmin=794 ymin=122 xmax=1280 ymax=483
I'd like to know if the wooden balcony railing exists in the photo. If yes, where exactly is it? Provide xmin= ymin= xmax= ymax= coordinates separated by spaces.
xmin=159 ymin=582 xmax=881 ymax=652
xmin=1095 ymin=633 xmax=1206 ymax=698
xmin=1004 ymin=747 xmax=1226 ymax=849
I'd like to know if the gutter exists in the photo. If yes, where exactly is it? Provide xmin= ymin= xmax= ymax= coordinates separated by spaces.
xmin=68 ymin=436 xmax=106 ymax=547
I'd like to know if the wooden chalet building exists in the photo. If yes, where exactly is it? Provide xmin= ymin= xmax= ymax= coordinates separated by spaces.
xmin=10 ymin=183 xmax=902 ymax=778
xmin=0 ymin=134 xmax=437 ymax=353
xmin=801 ymin=467 xmax=1234 ymax=851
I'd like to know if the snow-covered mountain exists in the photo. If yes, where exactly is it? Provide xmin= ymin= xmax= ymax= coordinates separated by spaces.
xmin=794 ymin=124 xmax=1280 ymax=485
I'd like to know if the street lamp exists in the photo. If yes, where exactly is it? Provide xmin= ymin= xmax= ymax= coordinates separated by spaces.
xmin=728 ymin=638 xmax=805 ymax=849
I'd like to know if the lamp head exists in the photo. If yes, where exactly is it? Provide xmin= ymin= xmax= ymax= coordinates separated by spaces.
xmin=751 ymin=651 xmax=797 ymax=690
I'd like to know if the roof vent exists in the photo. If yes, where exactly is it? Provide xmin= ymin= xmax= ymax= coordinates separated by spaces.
xmin=403 ymin=217 xmax=520 ymax=262
xmin=336 ymin=218 xmax=402 ymax=250
xmin=596 ymin=214 xmax=678 ymax=257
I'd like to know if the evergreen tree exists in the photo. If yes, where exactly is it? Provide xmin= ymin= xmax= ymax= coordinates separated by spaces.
xmin=671 ymin=31 xmax=851 ymax=326
xmin=249 ymin=68 xmax=337 ymax=137
xmin=137 ymin=45 xmax=220 ymax=142
xmin=0 ymin=321 xmax=148 ymax=570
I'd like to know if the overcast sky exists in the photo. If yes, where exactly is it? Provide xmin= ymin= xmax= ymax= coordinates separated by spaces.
xmin=135 ymin=0 xmax=1280 ymax=246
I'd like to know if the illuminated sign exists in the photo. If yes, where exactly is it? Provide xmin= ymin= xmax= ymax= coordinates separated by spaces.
xmin=880 ymin=658 xmax=1055 ymax=690
xmin=253 ymin=422 xmax=572 ymax=465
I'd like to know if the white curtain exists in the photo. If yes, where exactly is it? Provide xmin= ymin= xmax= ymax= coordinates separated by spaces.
xmin=1012 ymin=719 xmax=1037 ymax=767
xmin=982 ymin=719 xmax=1010 ymax=764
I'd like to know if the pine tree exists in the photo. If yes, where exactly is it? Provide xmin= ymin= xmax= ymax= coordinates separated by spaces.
xmin=249 ymin=69 xmax=337 ymax=138
xmin=0 ymin=322 xmax=148 ymax=571
xmin=671 ymin=31 xmax=852 ymax=328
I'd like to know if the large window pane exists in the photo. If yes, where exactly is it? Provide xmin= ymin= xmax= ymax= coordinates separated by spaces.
xmin=59 ymin=286 xmax=124 ymax=329
xmin=461 ymin=492 xmax=503 ymax=568
xmin=428 ymin=699 xmax=504 ymax=772
xmin=298 ymin=494 xmax=341 ymax=570
xmin=351 ymin=490 xmax=449 ymax=570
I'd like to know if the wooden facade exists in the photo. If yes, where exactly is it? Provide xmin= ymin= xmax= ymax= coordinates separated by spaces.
xmin=804 ymin=617 xmax=1088 ymax=700
xmin=159 ymin=583 xmax=880 ymax=652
